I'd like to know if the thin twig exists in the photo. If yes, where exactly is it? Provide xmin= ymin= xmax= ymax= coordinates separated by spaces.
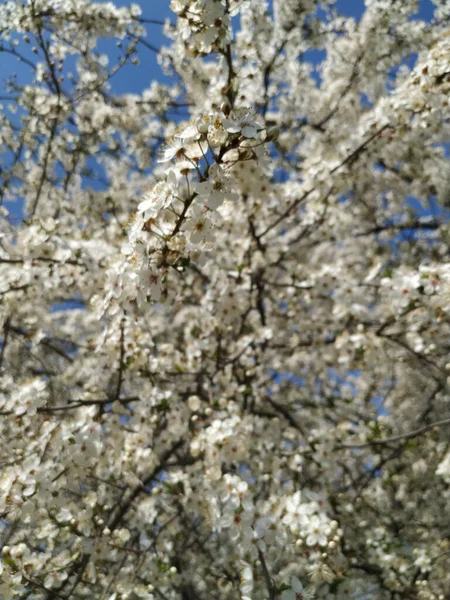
xmin=257 ymin=548 xmax=276 ymax=600
xmin=337 ymin=416 xmax=450 ymax=449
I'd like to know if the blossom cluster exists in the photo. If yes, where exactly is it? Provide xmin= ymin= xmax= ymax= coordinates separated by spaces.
xmin=109 ymin=106 xmax=276 ymax=311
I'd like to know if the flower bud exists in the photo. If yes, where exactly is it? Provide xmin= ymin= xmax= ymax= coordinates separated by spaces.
xmin=239 ymin=149 xmax=254 ymax=161
xmin=196 ymin=117 xmax=209 ymax=134
xmin=266 ymin=126 xmax=280 ymax=141
xmin=188 ymin=395 xmax=201 ymax=411
xmin=221 ymin=101 xmax=231 ymax=116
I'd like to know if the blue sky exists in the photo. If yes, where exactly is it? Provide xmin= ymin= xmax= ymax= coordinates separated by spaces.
xmin=0 ymin=0 xmax=439 ymax=419
xmin=338 ymin=0 xmax=434 ymax=20
xmin=0 ymin=0 xmax=435 ymax=99
xmin=0 ymin=0 xmax=436 ymax=224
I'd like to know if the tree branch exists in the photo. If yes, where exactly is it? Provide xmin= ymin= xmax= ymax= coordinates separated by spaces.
xmin=337 ymin=416 xmax=450 ymax=449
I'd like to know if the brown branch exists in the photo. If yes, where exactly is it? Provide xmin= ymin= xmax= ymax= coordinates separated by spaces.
xmin=9 ymin=325 xmax=75 ymax=363
xmin=314 ymin=53 xmax=363 ymax=129
xmin=29 ymin=117 xmax=58 ymax=218
xmin=115 ymin=319 xmax=126 ymax=401
xmin=258 ymin=124 xmax=390 ymax=239
xmin=0 ymin=397 xmax=140 ymax=416
xmin=107 ymin=439 xmax=185 ymax=531
xmin=356 ymin=220 xmax=442 ymax=237
xmin=337 ymin=416 xmax=450 ymax=449
xmin=0 ymin=256 xmax=85 ymax=266
xmin=265 ymin=396 xmax=307 ymax=438
xmin=0 ymin=317 xmax=11 ymax=371
xmin=223 ymin=42 xmax=235 ymax=106
xmin=258 ymin=548 xmax=276 ymax=600
xmin=170 ymin=195 xmax=195 ymax=237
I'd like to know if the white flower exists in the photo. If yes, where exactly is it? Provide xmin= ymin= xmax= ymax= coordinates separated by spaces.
xmin=181 ymin=205 xmax=215 ymax=244
xmin=282 ymin=491 xmax=312 ymax=533
xmin=240 ymin=561 xmax=253 ymax=597
xmin=253 ymin=514 xmax=272 ymax=539
xmin=187 ymin=395 xmax=201 ymax=411
xmin=138 ymin=170 xmax=185 ymax=218
xmin=158 ymin=137 xmax=207 ymax=164
xmin=138 ymin=180 xmax=171 ymax=217
xmin=305 ymin=515 xmax=328 ymax=547
xmin=13 ymin=378 xmax=47 ymax=416
xmin=194 ymin=114 xmax=229 ymax=146
xmin=139 ymin=266 xmax=163 ymax=302
xmin=281 ymin=576 xmax=304 ymax=600
xmin=170 ymin=0 xmax=189 ymax=14
xmin=222 ymin=108 xmax=263 ymax=138
xmin=436 ymin=452 xmax=450 ymax=482
xmin=194 ymin=164 xmax=239 ymax=209
xmin=202 ymin=1 xmax=225 ymax=26
xmin=44 ymin=571 xmax=68 ymax=589
xmin=175 ymin=123 xmax=202 ymax=144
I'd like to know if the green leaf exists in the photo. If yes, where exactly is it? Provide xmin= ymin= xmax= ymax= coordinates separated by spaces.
xmin=3 ymin=557 xmax=18 ymax=570
xmin=157 ymin=398 xmax=171 ymax=412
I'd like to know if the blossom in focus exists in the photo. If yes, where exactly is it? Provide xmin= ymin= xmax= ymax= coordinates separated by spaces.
xmin=222 ymin=108 xmax=263 ymax=138
xmin=193 ymin=164 xmax=239 ymax=209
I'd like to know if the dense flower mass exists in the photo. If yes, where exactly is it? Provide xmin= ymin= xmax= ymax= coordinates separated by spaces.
xmin=1 ymin=0 xmax=450 ymax=599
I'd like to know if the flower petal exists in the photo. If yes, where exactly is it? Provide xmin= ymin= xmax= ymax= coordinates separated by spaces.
xmin=292 ymin=576 xmax=303 ymax=593
xmin=222 ymin=119 xmax=241 ymax=133
xmin=206 ymin=192 xmax=225 ymax=210
xmin=138 ymin=198 xmax=154 ymax=213
xmin=225 ymin=191 xmax=239 ymax=201
xmin=241 ymin=125 xmax=257 ymax=138
xmin=190 ymin=229 xmax=203 ymax=244
xmin=176 ymin=124 xmax=200 ymax=142
xmin=194 ymin=181 xmax=213 ymax=195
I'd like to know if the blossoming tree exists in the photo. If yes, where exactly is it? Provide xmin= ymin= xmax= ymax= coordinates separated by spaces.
xmin=1 ymin=0 xmax=450 ymax=598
